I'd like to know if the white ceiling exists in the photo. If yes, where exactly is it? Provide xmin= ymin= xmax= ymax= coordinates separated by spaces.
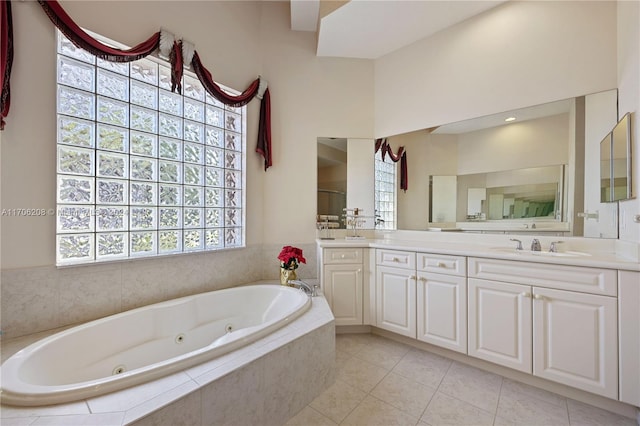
xmin=292 ymin=0 xmax=508 ymax=59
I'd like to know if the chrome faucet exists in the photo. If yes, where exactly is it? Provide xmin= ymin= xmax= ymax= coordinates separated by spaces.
xmin=549 ymin=241 xmax=563 ymax=253
xmin=510 ymin=238 xmax=523 ymax=250
xmin=288 ymin=280 xmax=317 ymax=297
xmin=531 ymin=238 xmax=541 ymax=251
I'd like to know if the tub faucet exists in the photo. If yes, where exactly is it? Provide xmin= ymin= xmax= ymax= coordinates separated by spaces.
xmin=531 ymin=238 xmax=541 ymax=251
xmin=288 ymin=280 xmax=317 ymax=297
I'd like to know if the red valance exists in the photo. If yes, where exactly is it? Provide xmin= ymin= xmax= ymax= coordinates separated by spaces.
xmin=375 ymin=138 xmax=408 ymax=192
xmin=1 ymin=0 xmax=14 ymax=130
xmin=38 ymin=0 xmax=161 ymax=63
xmin=3 ymin=0 xmax=273 ymax=170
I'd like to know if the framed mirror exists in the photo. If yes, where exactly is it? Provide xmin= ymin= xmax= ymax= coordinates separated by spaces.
xmin=600 ymin=112 xmax=632 ymax=202
xmin=611 ymin=113 xmax=632 ymax=201
xmin=600 ymin=133 xmax=612 ymax=202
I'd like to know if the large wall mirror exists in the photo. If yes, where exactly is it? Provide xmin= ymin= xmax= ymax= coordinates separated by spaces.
xmin=316 ymin=89 xmax=620 ymax=238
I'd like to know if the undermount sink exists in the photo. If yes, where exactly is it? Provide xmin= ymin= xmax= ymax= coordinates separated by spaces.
xmin=489 ymin=247 xmax=592 ymax=257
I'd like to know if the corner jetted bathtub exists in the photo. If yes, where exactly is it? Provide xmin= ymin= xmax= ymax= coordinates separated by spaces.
xmin=1 ymin=284 xmax=310 ymax=406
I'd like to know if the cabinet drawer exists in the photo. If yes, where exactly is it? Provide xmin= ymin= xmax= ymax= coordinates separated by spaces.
xmin=376 ymin=249 xmax=416 ymax=270
xmin=324 ymin=248 xmax=363 ymax=264
xmin=468 ymin=258 xmax=617 ymax=296
xmin=417 ymin=253 xmax=466 ymax=276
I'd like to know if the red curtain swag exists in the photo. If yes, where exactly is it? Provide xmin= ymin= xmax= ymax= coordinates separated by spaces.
xmin=190 ymin=51 xmax=272 ymax=170
xmin=38 ymin=0 xmax=161 ymax=63
xmin=3 ymin=0 xmax=273 ymax=169
xmin=1 ymin=0 xmax=14 ymax=130
xmin=375 ymin=138 xmax=408 ymax=192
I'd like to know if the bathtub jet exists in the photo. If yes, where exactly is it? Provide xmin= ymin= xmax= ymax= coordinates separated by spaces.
xmin=1 ymin=284 xmax=311 ymax=406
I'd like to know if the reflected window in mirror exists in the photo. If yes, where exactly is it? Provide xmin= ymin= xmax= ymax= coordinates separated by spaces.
xmin=375 ymin=150 xmax=396 ymax=230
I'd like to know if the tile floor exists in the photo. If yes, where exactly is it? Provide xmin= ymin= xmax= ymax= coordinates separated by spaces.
xmin=285 ymin=333 xmax=637 ymax=426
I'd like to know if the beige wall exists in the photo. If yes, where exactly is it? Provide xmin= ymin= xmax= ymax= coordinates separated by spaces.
xmin=374 ymin=1 xmax=618 ymax=138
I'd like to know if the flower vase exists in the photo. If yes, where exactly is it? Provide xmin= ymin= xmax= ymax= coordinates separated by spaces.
xmin=280 ymin=267 xmax=297 ymax=286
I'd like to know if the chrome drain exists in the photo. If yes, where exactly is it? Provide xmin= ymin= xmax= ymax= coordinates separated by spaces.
xmin=225 ymin=324 xmax=233 ymax=333
xmin=175 ymin=333 xmax=186 ymax=344
xmin=112 ymin=365 xmax=126 ymax=375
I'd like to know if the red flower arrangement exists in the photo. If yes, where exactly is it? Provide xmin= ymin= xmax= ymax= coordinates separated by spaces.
xmin=278 ymin=245 xmax=306 ymax=270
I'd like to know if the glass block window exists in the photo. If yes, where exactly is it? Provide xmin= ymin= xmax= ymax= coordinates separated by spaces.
xmin=56 ymin=31 xmax=245 ymax=265
xmin=374 ymin=151 xmax=396 ymax=230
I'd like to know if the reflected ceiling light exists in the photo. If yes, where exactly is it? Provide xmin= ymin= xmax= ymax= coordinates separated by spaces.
xmin=505 ymin=116 xmax=517 ymax=122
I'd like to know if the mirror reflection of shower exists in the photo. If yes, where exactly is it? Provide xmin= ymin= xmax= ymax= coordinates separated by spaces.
xmin=317 ymin=137 xmax=347 ymax=229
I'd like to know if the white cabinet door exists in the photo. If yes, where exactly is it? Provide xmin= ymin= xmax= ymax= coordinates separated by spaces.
xmin=376 ymin=266 xmax=416 ymax=338
xmin=468 ymin=278 xmax=532 ymax=373
xmin=417 ymin=273 xmax=467 ymax=353
xmin=533 ymin=287 xmax=618 ymax=399
xmin=323 ymin=264 xmax=363 ymax=325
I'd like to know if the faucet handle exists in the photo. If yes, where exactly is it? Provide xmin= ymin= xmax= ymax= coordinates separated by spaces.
xmin=531 ymin=238 xmax=541 ymax=251
xmin=510 ymin=238 xmax=523 ymax=250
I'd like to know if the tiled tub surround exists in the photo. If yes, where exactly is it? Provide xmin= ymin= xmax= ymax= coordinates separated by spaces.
xmin=0 ymin=243 xmax=318 ymax=339
xmin=0 ymin=289 xmax=336 ymax=425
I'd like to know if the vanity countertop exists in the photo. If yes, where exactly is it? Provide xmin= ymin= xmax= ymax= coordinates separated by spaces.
xmin=317 ymin=237 xmax=640 ymax=272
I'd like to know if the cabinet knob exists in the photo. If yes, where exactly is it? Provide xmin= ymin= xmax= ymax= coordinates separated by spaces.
xmin=419 ymin=276 xmax=427 ymax=282
xmin=357 ymin=269 xmax=362 ymax=273
xmin=341 ymin=254 xmax=345 ymax=259
xmin=409 ymin=275 xmax=416 ymax=280
xmin=533 ymin=294 xmax=544 ymax=300
xmin=520 ymin=292 xmax=531 ymax=298
xmin=393 ymin=257 xmax=399 ymax=262
xmin=437 ymin=262 xmax=446 ymax=268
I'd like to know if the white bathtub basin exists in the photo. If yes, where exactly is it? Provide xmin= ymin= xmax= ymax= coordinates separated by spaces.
xmin=1 ymin=284 xmax=310 ymax=406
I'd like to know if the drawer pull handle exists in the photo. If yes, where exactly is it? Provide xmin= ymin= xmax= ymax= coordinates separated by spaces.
xmin=437 ymin=262 xmax=446 ymax=268
xmin=393 ymin=257 xmax=399 ymax=262
xmin=520 ymin=292 xmax=531 ymax=298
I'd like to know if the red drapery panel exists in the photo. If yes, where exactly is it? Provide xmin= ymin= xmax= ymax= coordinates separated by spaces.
xmin=1 ymin=0 xmax=14 ymax=130
xmin=375 ymin=138 xmax=408 ymax=192
xmin=256 ymin=88 xmax=272 ymax=170
xmin=38 ymin=0 xmax=161 ymax=62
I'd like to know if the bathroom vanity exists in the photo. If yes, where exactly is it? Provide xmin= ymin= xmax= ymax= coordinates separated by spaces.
xmin=318 ymin=233 xmax=640 ymax=411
